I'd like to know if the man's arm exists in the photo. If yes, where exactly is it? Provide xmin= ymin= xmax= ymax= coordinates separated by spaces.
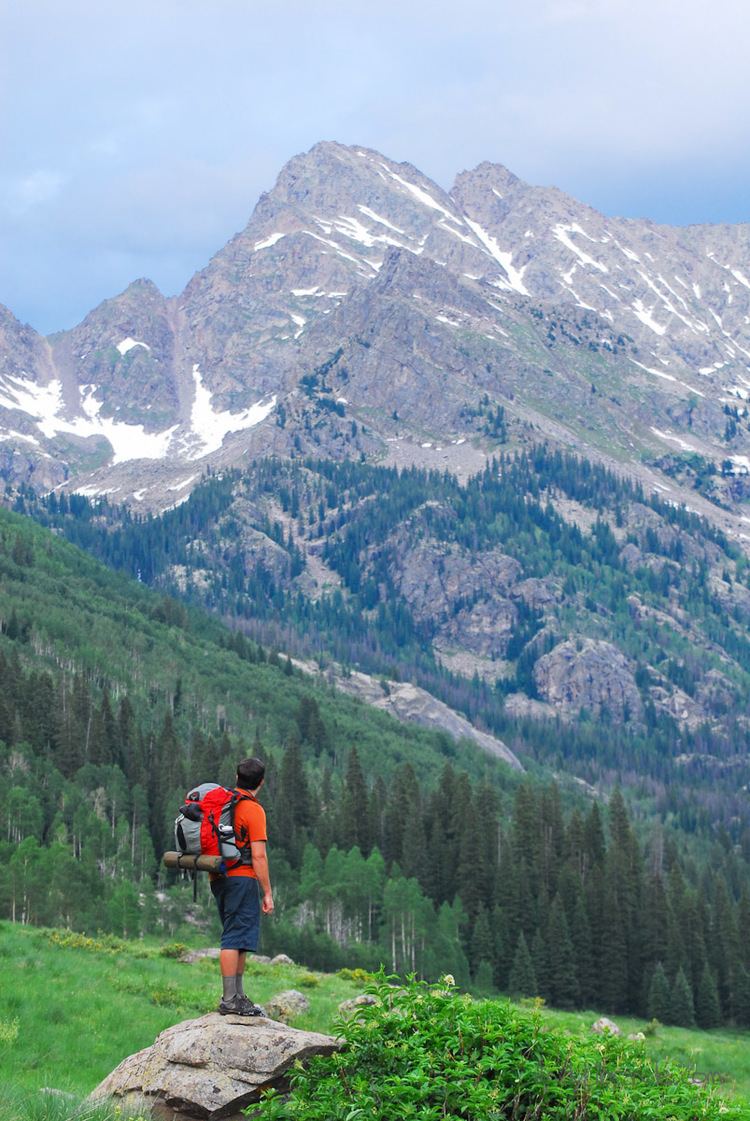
xmin=250 ymin=840 xmax=274 ymax=913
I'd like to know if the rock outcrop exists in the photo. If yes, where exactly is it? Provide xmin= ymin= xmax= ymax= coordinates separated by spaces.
xmin=533 ymin=638 xmax=643 ymax=723
xmin=90 ymin=1012 xmax=338 ymax=1121
xmin=312 ymin=664 xmax=523 ymax=770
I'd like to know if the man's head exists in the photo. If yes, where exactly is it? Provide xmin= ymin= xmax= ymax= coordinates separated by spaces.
xmin=236 ymin=756 xmax=266 ymax=792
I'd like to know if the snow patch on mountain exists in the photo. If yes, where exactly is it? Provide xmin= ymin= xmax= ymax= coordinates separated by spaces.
xmin=254 ymin=232 xmax=286 ymax=251
xmin=0 ymin=373 xmax=175 ymax=463
xmin=463 ymin=218 xmax=529 ymax=295
xmin=186 ymin=364 xmax=276 ymax=459
xmin=116 ymin=337 xmax=151 ymax=356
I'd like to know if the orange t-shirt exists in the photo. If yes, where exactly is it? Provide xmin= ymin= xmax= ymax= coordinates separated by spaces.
xmin=227 ymin=792 xmax=267 ymax=878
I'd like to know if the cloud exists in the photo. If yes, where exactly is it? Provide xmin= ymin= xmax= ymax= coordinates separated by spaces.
xmin=1 ymin=0 xmax=748 ymax=331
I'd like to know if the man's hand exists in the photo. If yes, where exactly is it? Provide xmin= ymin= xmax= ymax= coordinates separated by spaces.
xmin=262 ymin=892 xmax=274 ymax=915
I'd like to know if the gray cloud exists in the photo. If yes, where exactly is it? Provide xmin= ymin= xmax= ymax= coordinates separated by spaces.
xmin=2 ymin=0 xmax=748 ymax=332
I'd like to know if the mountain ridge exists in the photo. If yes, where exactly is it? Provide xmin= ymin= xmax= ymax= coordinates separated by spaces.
xmin=0 ymin=139 xmax=749 ymax=538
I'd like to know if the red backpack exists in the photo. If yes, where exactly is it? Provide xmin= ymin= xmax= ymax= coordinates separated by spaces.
xmin=175 ymin=782 xmax=254 ymax=870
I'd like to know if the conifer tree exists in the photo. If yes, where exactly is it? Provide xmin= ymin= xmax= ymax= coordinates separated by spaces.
xmin=546 ymin=894 xmax=579 ymax=1008
xmin=732 ymin=966 xmax=750 ymax=1028
xmin=647 ymin=962 xmax=671 ymax=1023
xmin=695 ymin=965 xmax=721 ymax=1029
xmin=531 ymin=928 xmax=550 ymax=1001
xmin=508 ymin=932 xmax=537 ymax=998
xmin=571 ymin=893 xmax=595 ymax=1006
xmin=470 ymin=905 xmax=494 ymax=976
xmin=339 ymin=748 xmax=371 ymax=855
xmin=668 ymin=966 xmax=696 ymax=1027
xmin=473 ymin=960 xmax=494 ymax=995
xmin=599 ymin=880 xmax=627 ymax=1012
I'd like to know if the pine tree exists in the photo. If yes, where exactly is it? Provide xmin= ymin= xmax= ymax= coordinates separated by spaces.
xmin=695 ymin=965 xmax=721 ymax=1029
xmin=571 ymin=892 xmax=595 ymax=1007
xmin=339 ymin=748 xmax=371 ymax=855
xmin=598 ymin=880 xmax=627 ymax=1012
xmin=546 ymin=894 xmax=579 ymax=1009
xmin=470 ymin=905 xmax=494 ymax=977
xmin=473 ymin=960 xmax=494 ymax=995
xmin=647 ymin=962 xmax=670 ymax=1023
xmin=668 ymin=967 xmax=696 ymax=1027
xmin=732 ymin=966 xmax=750 ymax=1028
xmin=532 ymin=928 xmax=550 ymax=1002
xmin=508 ymin=932 xmax=537 ymax=998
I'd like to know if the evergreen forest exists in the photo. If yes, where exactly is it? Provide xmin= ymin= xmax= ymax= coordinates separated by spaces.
xmin=2 ymin=499 xmax=750 ymax=1028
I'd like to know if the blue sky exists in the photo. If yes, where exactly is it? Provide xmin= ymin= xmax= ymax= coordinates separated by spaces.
xmin=2 ymin=0 xmax=749 ymax=334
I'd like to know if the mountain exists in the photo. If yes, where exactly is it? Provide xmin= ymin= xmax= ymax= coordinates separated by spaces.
xmin=18 ymin=448 xmax=750 ymax=827
xmin=1 ymin=141 xmax=749 ymax=535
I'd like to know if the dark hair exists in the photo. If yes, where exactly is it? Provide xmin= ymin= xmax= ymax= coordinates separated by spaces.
xmin=236 ymin=757 xmax=266 ymax=791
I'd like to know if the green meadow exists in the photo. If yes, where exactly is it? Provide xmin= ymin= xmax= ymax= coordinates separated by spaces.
xmin=1 ymin=922 xmax=748 ymax=1120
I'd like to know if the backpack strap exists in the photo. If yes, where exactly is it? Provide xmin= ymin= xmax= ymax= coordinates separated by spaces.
xmin=225 ymin=789 xmax=255 ymax=870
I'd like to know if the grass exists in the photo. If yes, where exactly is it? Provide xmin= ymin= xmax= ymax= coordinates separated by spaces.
xmin=1 ymin=921 xmax=748 ymax=1118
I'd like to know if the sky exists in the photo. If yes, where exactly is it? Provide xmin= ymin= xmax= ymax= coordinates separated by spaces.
xmin=2 ymin=0 xmax=749 ymax=334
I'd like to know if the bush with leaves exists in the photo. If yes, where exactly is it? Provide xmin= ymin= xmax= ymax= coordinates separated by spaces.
xmin=255 ymin=974 xmax=743 ymax=1121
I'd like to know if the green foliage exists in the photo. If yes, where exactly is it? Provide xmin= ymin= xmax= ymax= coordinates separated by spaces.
xmin=158 ymin=942 xmax=189 ymax=959
xmin=298 ymin=973 xmax=321 ymax=988
xmin=336 ymin=967 xmax=373 ymax=985
xmin=255 ymin=974 xmax=743 ymax=1120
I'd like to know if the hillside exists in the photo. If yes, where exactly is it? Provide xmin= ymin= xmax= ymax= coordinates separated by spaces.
xmin=18 ymin=448 xmax=750 ymax=829
xmin=5 ymin=506 xmax=750 ymax=1032
xmin=1 ymin=923 xmax=748 ymax=1116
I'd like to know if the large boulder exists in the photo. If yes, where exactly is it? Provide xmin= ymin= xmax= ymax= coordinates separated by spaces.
xmin=90 ymin=1012 xmax=338 ymax=1120
xmin=265 ymin=990 xmax=310 ymax=1022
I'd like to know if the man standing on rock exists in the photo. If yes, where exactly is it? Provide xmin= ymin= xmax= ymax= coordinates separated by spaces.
xmin=211 ymin=757 xmax=274 ymax=1016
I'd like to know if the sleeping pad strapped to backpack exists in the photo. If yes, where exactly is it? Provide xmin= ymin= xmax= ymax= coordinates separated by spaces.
xmin=175 ymin=783 xmax=253 ymax=871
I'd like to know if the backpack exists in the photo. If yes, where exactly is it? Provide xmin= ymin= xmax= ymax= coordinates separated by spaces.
xmin=175 ymin=783 xmax=254 ymax=871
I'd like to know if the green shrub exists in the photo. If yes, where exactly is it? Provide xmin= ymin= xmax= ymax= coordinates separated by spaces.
xmin=254 ymin=974 xmax=743 ymax=1120
xmin=335 ymin=967 xmax=371 ymax=985
xmin=298 ymin=973 xmax=321 ymax=989
xmin=44 ymin=931 xmax=129 ymax=955
xmin=159 ymin=941 xmax=188 ymax=959
xmin=148 ymin=983 xmax=181 ymax=1007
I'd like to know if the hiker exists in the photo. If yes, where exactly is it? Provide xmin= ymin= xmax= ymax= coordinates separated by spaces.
xmin=211 ymin=756 xmax=274 ymax=1016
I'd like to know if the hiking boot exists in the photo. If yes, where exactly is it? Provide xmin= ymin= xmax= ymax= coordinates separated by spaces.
xmin=218 ymin=995 xmax=264 ymax=1017
xmin=238 ymin=995 xmax=266 ymax=1017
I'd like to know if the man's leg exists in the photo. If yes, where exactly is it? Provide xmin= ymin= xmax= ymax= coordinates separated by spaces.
xmin=220 ymin=949 xmax=240 ymax=1003
xmin=235 ymin=951 xmax=247 ymax=999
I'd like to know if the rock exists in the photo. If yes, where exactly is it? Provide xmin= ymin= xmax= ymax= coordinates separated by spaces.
xmin=627 ymin=1031 xmax=646 ymax=1042
xmin=179 ymin=947 xmax=220 ymax=964
xmin=338 ymin=993 xmax=378 ymax=1016
xmin=251 ymin=953 xmax=272 ymax=964
xmin=327 ymin=667 xmax=523 ymax=771
xmin=269 ymin=953 xmax=294 ymax=966
xmin=90 ymin=1012 xmax=338 ymax=1121
xmin=591 ymin=1017 xmax=621 ymax=1036
xmin=533 ymin=638 xmax=643 ymax=723
xmin=265 ymin=989 xmax=310 ymax=1022
xmin=502 ymin=692 xmax=558 ymax=722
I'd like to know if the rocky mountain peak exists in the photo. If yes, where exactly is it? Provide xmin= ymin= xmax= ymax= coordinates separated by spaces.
xmin=0 ymin=139 xmax=749 ymax=539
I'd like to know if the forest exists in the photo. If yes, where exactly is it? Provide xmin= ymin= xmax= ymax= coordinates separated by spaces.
xmin=15 ymin=449 xmax=750 ymax=829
